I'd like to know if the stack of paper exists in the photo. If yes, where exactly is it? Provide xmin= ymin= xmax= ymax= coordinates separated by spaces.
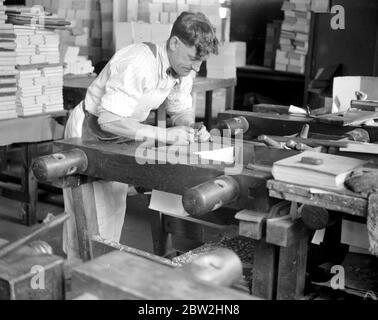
xmin=0 ymin=0 xmax=17 ymax=120
xmin=36 ymin=29 xmax=60 ymax=64
xmin=14 ymin=25 xmax=42 ymax=65
xmin=275 ymin=0 xmax=312 ymax=74
xmin=26 ymin=0 xmax=104 ymax=65
xmin=16 ymin=68 xmax=43 ymax=116
xmin=41 ymin=65 xmax=64 ymax=113
xmin=63 ymin=46 xmax=94 ymax=75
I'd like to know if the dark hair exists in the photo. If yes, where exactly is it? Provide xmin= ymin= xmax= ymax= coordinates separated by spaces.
xmin=169 ymin=11 xmax=219 ymax=59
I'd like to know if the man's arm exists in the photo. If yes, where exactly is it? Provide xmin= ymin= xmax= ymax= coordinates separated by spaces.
xmin=165 ymin=74 xmax=195 ymax=127
xmin=98 ymin=110 xmax=195 ymax=145
xmin=166 ymin=74 xmax=211 ymax=142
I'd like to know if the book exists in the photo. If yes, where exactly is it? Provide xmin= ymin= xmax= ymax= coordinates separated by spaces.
xmin=272 ymin=151 xmax=367 ymax=190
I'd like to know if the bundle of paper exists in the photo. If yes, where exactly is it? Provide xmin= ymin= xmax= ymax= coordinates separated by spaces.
xmin=272 ymin=151 xmax=367 ymax=190
xmin=63 ymin=46 xmax=94 ymax=75
xmin=16 ymin=68 xmax=42 ymax=116
xmin=41 ymin=65 xmax=64 ymax=113
xmin=6 ymin=5 xmax=70 ymax=28
xmin=36 ymin=29 xmax=60 ymax=64
xmin=275 ymin=0 xmax=312 ymax=74
xmin=0 ymin=93 xmax=17 ymax=120
xmin=0 ymin=1 xmax=17 ymax=120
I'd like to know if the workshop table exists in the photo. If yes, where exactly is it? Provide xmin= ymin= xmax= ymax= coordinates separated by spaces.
xmin=63 ymin=74 xmax=236 ymax=128
xmin=0 ymin=112 xmax=66 ymax=225
xmin=217 ymin=109 xmax=378 ymax=143
xmin=266 ymin=179 xmax=370 ymax=299
xmin=32 ymin=137 xmax=319 ymax=299
xmin=267 ymin=180 xmax=368 ymax=218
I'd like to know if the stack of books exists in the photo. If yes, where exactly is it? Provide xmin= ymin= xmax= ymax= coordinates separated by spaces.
xmin=0 ymin=0 xmax=17 ymax=120
xmin=63 ymin=46 xmax=94 ymax=75
xmin=41 ymin=65 xmax=63 ymax=113
xmin=26 ymin=0 xmax=104 ymax=65
xmin=275 ymin=0 xmax=312 ymax=74
xmin=16 ymin=68 xmax=43 ymax=116
xmin=6 ymin=5 xmax=70 ymax=29
xmin=36 ymin=29 xmax=60 ymax=64
xmin=14 ymin=25 xmax=44 ymax=65
xmin=4 ymin=5 xmax=66 ymax=116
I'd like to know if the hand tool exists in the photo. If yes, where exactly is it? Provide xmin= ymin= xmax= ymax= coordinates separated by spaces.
xmin=218 ymin=116 xmax=250 ymax=135
xmin=258 ymin=135 xmax=284 ymax=149
xmin=300 ymin=156 xmax=323 ymax=165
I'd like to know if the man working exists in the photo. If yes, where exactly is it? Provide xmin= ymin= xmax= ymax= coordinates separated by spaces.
xmin=63 ymin=12 xmax=219 ymax=260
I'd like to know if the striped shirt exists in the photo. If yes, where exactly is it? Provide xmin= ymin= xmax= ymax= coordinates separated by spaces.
xmin=84 ymin=43 xmax=194 ymax=124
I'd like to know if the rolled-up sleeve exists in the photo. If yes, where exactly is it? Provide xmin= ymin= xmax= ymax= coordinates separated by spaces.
xmin=100 ymin=48 xmax=152 ymax=118
xmin=166 ymin=73 xmax=194 ymax=126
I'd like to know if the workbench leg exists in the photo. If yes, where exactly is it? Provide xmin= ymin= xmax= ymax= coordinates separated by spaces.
xmin=150 ymin=211 xmax=172 ymax=257
xmin=71 ymin=183 xmax=99 ymax=261
xmin=21 ymin=143 xmax=38 ymax=226
xmin=0 ymin=146 xmax=6 ymax=171
xmin=204 ymin=90 xmax=213 ymax=129
xmin=252 ymin=240 xmax=278 ymax=299
xmin=276 ymin=237 xmax=308 ymax=300
xmin=225 ymin=86 xmax=235 ymax=110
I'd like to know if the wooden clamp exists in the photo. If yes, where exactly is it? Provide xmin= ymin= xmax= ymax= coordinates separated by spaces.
xmin=235 ymin=201 xmax=291 ymax=240
xmin=266 ymin=214 xmax=311 ymax=248
xmin=235 ymin=210 xmax=267 ymax=240
xmin=182 ymin=175 xmax=240 ymax=216
xmin=32 ymin=149 xmax=88 ymax=182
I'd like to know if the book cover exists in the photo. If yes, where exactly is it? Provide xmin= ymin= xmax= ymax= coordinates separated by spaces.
xmin=272 ymin=151 xmax=367 ymax=190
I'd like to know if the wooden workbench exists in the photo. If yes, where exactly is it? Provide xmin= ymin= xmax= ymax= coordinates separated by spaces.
xmin=267 ymin=180 xmax=368 ymax=218
xmin=218 ymin=110 xmax=378 ymax=142
xmin=266 ymin=179 xmax=374 ymax=298
xmin=32 ymin=137 xmax=317 ymax=300
xmin=63 ymin=74 xmax=236 ymax=128
xmin=0 ymin=112 xmax=66 ymax=225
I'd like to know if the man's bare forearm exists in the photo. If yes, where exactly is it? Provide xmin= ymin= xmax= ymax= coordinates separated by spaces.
xmin=100 ymin=118 xmax=167 ymax=142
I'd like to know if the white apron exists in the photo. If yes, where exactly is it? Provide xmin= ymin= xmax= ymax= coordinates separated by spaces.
xmin=63 ymin=87 xmax=171 ymax=261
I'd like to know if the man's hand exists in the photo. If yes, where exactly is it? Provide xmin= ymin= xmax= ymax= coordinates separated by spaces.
xmin=192 ymin=123 xmax=212 ymax=142
xmin=167 ymin=126 xmax=195 ymax=145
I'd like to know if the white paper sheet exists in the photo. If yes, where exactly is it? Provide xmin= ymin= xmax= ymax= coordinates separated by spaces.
xmin=148 ymin=190 xmax=189 ymax=217
xmin=193 ymin=146 xmax=234 ymax=164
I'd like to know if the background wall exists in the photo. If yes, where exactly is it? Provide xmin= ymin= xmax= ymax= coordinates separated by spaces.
xmin=230 ymin=0 xmax=283 ymax=65
xmin=309 ymin=0 xmax=378 ymax=78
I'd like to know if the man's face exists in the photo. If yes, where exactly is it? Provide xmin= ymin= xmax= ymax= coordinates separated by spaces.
xmin=168 ymin=37 xmax=207 ymax=77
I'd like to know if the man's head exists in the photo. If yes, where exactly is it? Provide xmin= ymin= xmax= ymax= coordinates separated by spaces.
xmin=167 ymin=12 xmax=219 ymax=77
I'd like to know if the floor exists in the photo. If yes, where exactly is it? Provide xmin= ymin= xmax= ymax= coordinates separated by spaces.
xmin=0 ymin=188 xmax=201 ymax=258
xmin=1 ymin=186 xmax=376 ymax=300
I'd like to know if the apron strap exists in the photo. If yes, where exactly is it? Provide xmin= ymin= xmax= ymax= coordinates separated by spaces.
xmin=81 ymin=42 xmax=158 ymax=143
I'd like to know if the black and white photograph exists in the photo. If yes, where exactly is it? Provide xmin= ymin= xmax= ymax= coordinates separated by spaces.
xmin=0 ymin=0 xmax=377 ymax=307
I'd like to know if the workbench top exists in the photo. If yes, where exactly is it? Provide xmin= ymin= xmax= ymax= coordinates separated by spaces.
xmin=267 ymin=179 xmax=368 ymax=217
